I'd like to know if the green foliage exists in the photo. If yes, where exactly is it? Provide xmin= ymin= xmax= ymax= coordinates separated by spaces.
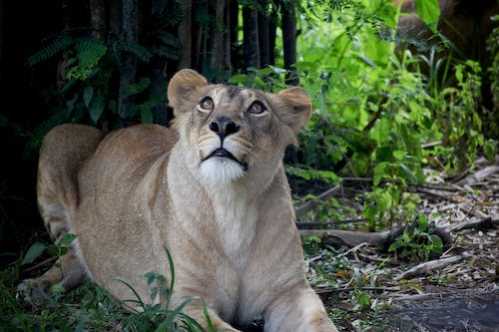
xmin=21 ymin=233 xmax=76 ymax=266
xmin=27 ymin=35 xmax=73 ymax=66
xmin=21 ymin=242 xmax=47 ymax=266
xmin=388 ymin=214 xmax=444 ymax=262
xmin=352 ymin=289 xmax=372 ymax=311
xmin=364 ymin=186 xmax=420 ymax=231
xmin=414 ymin=0 xmax=441 ymax=32
xmin=486 ymin=15 xmax=499 ymax=139
xmin=432 ymin=61 xmax=484 ymax=173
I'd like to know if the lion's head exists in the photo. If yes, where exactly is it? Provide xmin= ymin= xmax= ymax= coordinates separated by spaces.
xmin=168 ymin=69 xmax=311 ymax=186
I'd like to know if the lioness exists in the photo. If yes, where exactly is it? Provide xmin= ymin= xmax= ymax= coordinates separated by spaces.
xmin=19 ymin=69 xmax=338 ymax=331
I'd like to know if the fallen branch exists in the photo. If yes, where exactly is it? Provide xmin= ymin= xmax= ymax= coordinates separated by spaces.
xmin=395 ymin=255 xmax=466 ymax=281
xmin=314 ymin=286 xmax=400 ymax=294
xmin=299 ymin=229 xmax=392 ymax=247
xmin=410 ymin=187 xmax=461 ymax=203
xmin=392 ymin=292 xmax=442 ymax=301
xmin=296 ymin=218 xmax=366 ymax=229
xmin=295 ymin=185 xmax=341 ymax=218
xmin=449 ymin=217 xmax=499 ymax=232
xmin=457 ymin=165 xmax=499 ymax=186
xmin=299 ymin=225 xmax=452 ymax=250
xmin=337 ymin=242 xmax=369 ymax=258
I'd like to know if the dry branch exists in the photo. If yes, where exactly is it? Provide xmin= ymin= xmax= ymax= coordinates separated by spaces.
xmin=314 ymin=286 xmax=400 ymax=294
xmin=395 ymin=255 xmax=466 ymax=280
xmin=299 ymin=229 xmax=391 ymax=248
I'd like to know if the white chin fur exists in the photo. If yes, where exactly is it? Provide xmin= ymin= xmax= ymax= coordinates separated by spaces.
xmin=200 ymin=157 xmax=245 ymax=185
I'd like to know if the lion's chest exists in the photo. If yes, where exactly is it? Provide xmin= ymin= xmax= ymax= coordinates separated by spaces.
xmin=206 ymin=189 xmax=259 ymax=321
xmin=211 ymin=189 xmax=258 ymax=270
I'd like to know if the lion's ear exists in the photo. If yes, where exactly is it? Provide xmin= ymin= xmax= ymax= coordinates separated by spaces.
xmin=167 ymin=69 xmax=208 ymax=109
xmin=277 ymin=87 xmax=312 ymax=133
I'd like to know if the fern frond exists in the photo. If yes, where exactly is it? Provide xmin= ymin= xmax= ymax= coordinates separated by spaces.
xmin=75 ymin=38 xmax=107 ymax=68
xmin=65 ymin=38 xmax=107 ymax=81
xmin=28 ymin=35 xmax=73 ymax=66
xmin=118 ymin=41 xmax=153 ymax=63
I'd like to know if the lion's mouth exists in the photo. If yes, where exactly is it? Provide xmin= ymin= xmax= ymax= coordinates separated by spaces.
xmin=201 ymin=148 xmax=248 ymax=171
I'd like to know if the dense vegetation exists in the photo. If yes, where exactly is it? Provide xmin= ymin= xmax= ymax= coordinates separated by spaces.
xmin=0 ymin=0 xmax=498 ymax=330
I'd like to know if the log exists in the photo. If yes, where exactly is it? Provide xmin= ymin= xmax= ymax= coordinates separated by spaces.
xmin=299 ymin=224 xmax=452 ymax=250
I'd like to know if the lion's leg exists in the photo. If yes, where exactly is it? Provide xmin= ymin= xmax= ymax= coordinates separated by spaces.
xmin=17 ymin=251 xmax=86 ymax=304
xmin=264 ymin=286 xmax=338 ymax=332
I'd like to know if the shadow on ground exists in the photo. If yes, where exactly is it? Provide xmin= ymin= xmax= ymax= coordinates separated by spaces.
xmin=388 ymin=289 xmax=499 ymax=332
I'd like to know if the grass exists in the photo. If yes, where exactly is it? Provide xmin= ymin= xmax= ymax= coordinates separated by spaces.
xmin=0 ymin=249 xmax=214 ymax=332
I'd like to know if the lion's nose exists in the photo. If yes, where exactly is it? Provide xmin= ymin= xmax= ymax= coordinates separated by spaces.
xmin=209 ymin=116 xmax=240 ymax=140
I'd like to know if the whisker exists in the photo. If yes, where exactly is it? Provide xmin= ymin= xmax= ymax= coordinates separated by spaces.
xmin=228 ymin=138 xmax=254 ymax=149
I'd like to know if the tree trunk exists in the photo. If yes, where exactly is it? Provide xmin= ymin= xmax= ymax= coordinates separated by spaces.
xmin=258 ymin=0 xmax=270 ymax=67
xmin=0 ymin=0 xmax=4 ymax=83
xmin=89 ymin=0 xmax=107 ymax=40
xmin=109 ymin=0 xmax=122 ymax=37
xmin=243 ymin=1 xmax=260 ymax=69
xmin=118 ymin=0 xmax=138 ymax=120
xmin=281 ymin=0 xmax=298 ymax=85
xmin=228 ymin=0 xmax=239 ymax=70
xmin=61 ymin=0 xmax=72 ymax=31
xmin=223 ymin=0 xmax=232 ymax=75
xmin=178 ymin=0 xmax=192 ymax=69
xmin=268 ymin=3 xmax=277 ymax=66
xmin=211 ymin=0 xmax=226 ymax=80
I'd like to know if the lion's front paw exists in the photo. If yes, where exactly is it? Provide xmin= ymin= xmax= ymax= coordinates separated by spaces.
xmin=16 ymin=279 xmax=51 ymax=306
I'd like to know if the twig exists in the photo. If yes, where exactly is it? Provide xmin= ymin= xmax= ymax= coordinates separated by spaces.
xmin=296 ymin=218 xmax=366 ymax=229
xmin=295 ymin=185 xmax=341 ymax=217
xmin=410 ymin=187 xmax=461 ymax=203
xmin=23 ymin=256 xmax=57 ymax=273
xmin=395 ymin=255 xmax=467 ymax=281
xmin=299 ymin=229 xmax=391 ymax=247
xmin=392 ymin=293 xmax=442 ymax=301
xmin=337 ymin=242 xmax=368 ymax=258
xmin=421 ymin=140 xmax=442 ymax=149
xmin=314 ymin=286 xmax=400 ymax=294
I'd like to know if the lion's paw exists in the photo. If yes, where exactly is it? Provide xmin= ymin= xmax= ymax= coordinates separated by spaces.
xmin=16 ymin=279 xmax=51 ymax=306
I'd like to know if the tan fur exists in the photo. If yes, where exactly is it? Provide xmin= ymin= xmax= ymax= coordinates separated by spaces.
xmin=25 ymin=69 xmax=338 ymax=331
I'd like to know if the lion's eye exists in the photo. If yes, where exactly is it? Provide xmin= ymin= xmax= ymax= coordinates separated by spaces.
xmin=198 ymin=97 xmax=214 ymax=112
xmin=247 ymin=101 xmax=267 ymax=115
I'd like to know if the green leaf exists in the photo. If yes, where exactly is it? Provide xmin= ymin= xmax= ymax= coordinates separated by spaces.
xmin=0 ymin=114 xmax=8 ymax=128
xmin=22 ymin=242 xmax=47 ymax=265
xmin=399 ymin=163 xmax=418 ymax=184
xmin=83 ymin=86 xmax=94 ymax=107
xmin=56 ymin=233 xmax=77 ymax=248
xmin=90 ymin=95 xmax=106 ymax=124
xmin=484 ymin=139 xmax=497 ymax=161
xmin=125 ymin=78 xmax=151 ymax=98
xmin=415 ymin=0 xmax=441 ymax=32
xmin=141 ymin=109 xmax=153 ymax=124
